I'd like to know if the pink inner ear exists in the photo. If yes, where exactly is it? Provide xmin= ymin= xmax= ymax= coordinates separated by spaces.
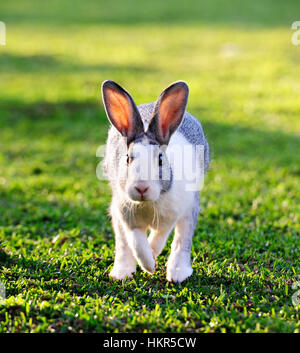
xmin=159 ymin=88 xmax=186 ymax=137
xmin=106 ymin=88 xmax=132 ymax=133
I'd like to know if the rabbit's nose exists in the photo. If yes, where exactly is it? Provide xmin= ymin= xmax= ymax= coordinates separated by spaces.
xmin=135 ymin=186 xmax=149 ymax=196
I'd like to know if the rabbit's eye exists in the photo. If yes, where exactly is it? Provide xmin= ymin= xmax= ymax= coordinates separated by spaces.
xmin=126 ymin=154 xmax=134 ymax=165
xmin=158 ymin=153 xmax=163 ymax=167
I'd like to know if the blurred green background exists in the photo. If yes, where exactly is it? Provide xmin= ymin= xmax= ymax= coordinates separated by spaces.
xmin=0 ymin=0 xmax=299 ymax=333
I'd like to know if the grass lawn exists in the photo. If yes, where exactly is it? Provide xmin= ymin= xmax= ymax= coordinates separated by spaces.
xmin=0 ymin=0 xmax=299 ymax=333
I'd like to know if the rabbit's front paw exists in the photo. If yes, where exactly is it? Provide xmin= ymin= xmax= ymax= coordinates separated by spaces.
xmin=131 ymin=232 xmax=156 ymax=274
xmin=166 ymin=261 xmax=193 ymax=283
xmin=109 ymin=266 xmax=136 ymax=280
xmin=138 ymin=251 xmax=156 ymax=274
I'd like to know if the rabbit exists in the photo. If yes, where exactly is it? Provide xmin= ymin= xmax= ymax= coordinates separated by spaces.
xmin=101 ymin=80 xmax=209 ymax=283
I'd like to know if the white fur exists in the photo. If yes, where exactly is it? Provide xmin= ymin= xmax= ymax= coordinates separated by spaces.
xmin=109 ymin=131 xmax=200 ymax=282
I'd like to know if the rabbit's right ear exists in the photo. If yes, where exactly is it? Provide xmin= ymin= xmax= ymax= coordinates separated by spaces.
xmin=101 ymin=80 xmax=144 ymax=144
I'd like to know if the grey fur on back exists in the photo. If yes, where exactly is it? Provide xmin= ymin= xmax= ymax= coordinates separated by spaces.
xmin=138 ymin=103 xmax=210 ymax=172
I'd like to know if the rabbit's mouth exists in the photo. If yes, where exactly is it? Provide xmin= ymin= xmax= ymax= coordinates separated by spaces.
xmin=127 ymin=183 xmax=160 ymax=202
xmin=130 ymin=192 xmax=152 ymax=202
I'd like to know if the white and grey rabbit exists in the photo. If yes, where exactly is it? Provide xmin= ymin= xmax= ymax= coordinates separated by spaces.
xmin=101 ymin=80 xmax=209 ymax=283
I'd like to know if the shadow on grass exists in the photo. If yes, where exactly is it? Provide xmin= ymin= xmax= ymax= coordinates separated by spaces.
xmin=204 ymin=121 xmax=300 ymax=171
xmin=2 ymin=99 xmax=102 ymax=120
xmin=0 ymin=99 xmax=109 ymax=145
xmin=0 ymin=53 xmax=158 ymax=75
xmin=0 ymin=186 xmax=110 ymax=235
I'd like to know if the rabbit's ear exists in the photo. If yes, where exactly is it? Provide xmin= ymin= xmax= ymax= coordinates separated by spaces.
xmin=148 ymin=81 xmax=189 ymax=145
xmin=102 ymin=80 xmax=144 ymax=144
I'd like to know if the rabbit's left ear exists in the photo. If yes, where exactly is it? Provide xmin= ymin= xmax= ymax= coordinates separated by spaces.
xmin=148 ymin=81 xmax=189 ymax=145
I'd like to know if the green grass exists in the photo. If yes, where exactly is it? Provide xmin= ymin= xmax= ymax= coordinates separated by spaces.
xmin=0 ymin=0 xmax=299 ymax=333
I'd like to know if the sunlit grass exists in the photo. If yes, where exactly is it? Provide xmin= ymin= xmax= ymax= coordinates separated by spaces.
xmin=0 ymin=0 xmax=299 ymax=333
